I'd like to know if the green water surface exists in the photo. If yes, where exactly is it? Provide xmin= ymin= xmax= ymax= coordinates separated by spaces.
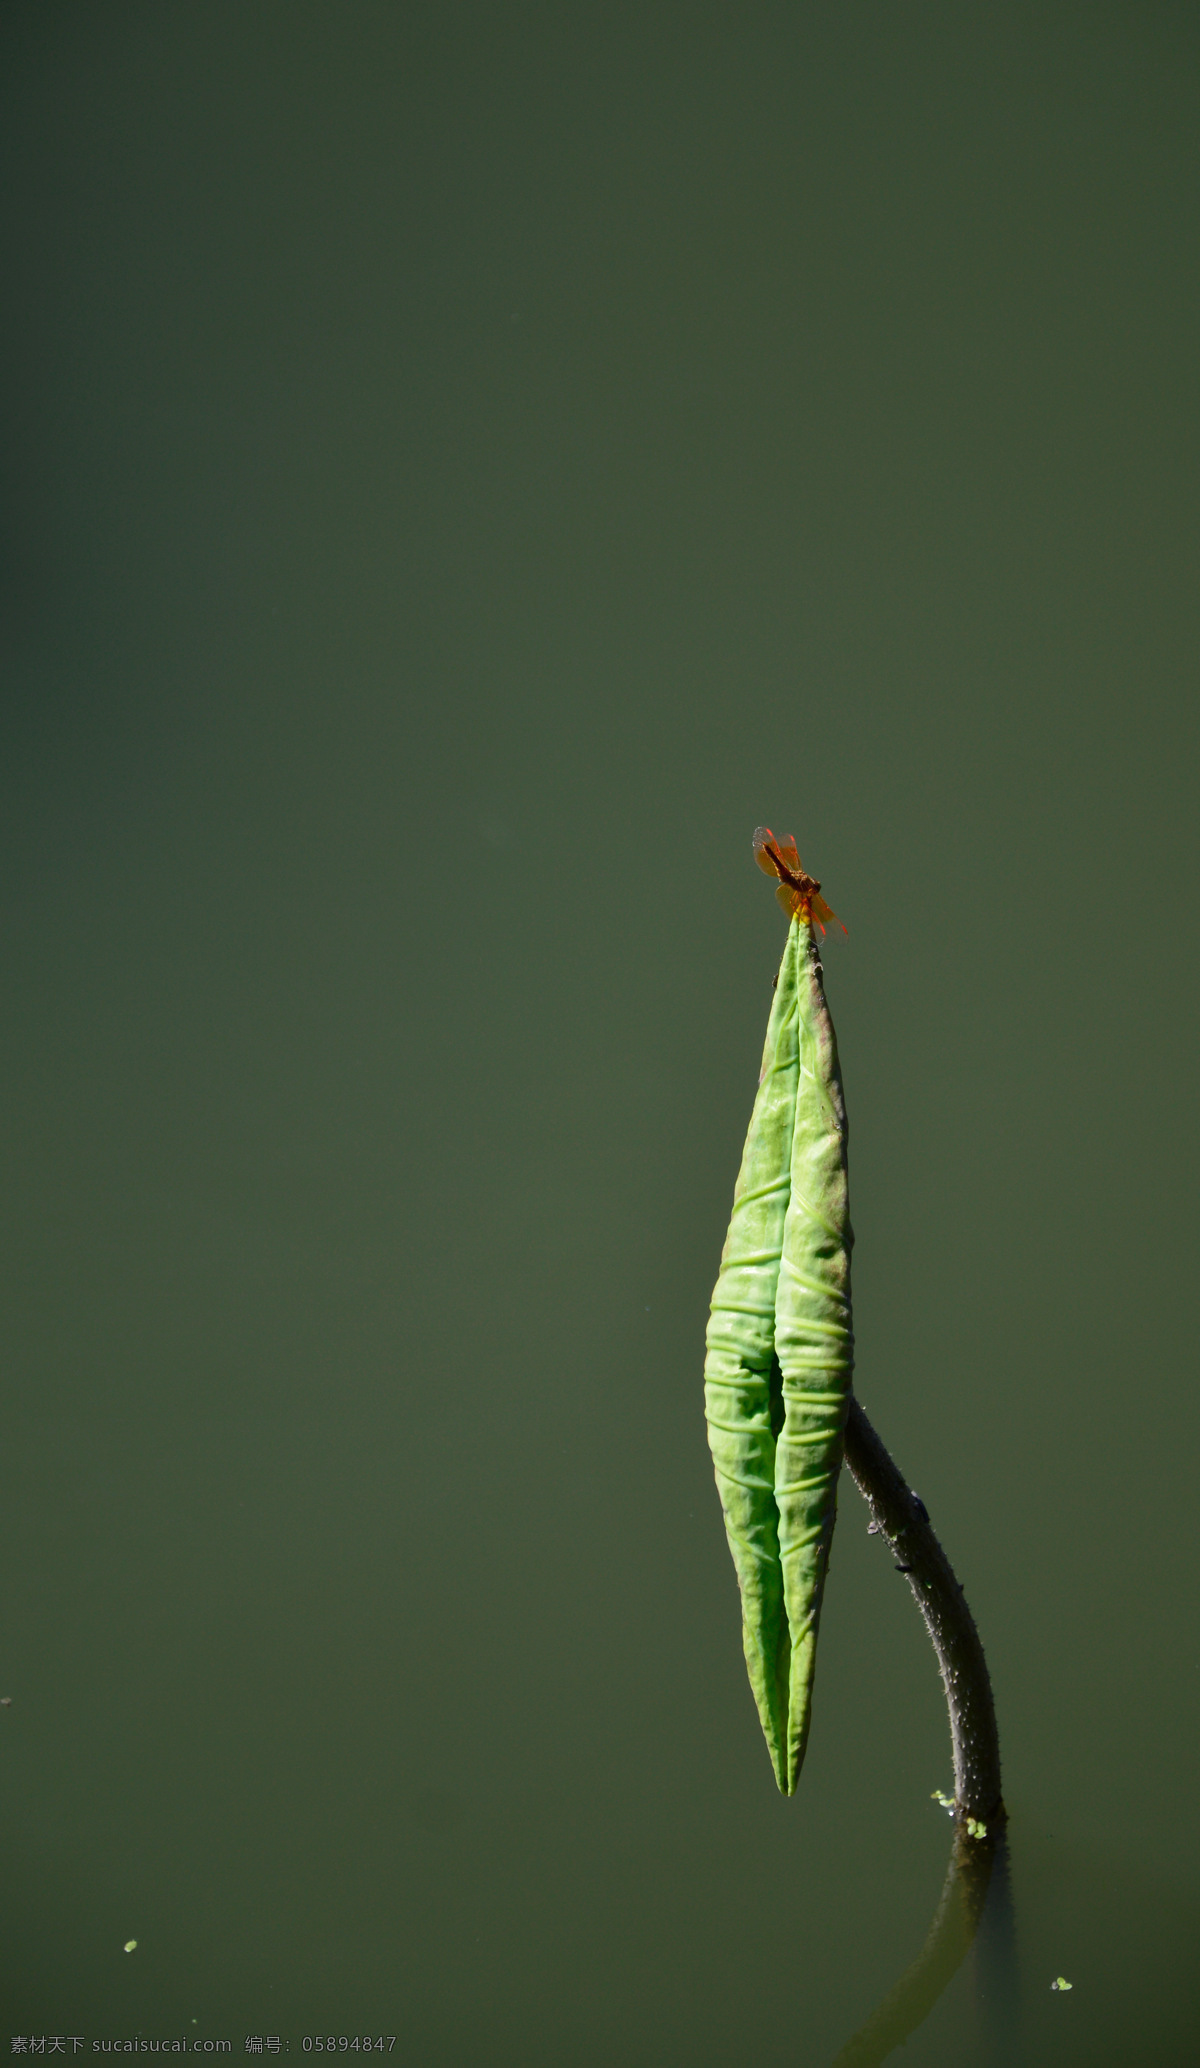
xmin=1 ymin=6 xmax=1198 ymax=2060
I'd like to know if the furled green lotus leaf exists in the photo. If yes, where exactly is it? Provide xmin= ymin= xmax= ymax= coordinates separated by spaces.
xmin=705 ymin=907 xmax=853 ymax=1794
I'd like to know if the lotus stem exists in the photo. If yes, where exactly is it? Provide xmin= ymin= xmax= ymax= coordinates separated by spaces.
xmin=842 ymin=1395 xmax=1005 ymax=1829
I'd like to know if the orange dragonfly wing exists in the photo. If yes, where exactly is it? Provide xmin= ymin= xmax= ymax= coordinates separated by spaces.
xmin=809 ymin=892 xmax=847 ymax=937
xmin=752 ymin=826 xmax=802 ymax=880
xmin=775 ymin=881 xmax=847 ymax=934
xmin=752 ymin=825 xmax=781 ymax=877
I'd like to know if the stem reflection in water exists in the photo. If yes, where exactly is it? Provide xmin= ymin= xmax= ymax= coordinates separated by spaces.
xmin=831 ymin=1828 xmax=1010 ymax=2066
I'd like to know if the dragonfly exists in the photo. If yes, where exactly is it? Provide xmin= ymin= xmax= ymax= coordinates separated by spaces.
xmin=752 ymin=827 xmax=846 ymax=935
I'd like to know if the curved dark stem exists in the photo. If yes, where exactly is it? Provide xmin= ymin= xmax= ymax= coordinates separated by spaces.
xmin=829 ymin=1826 xmax=999 ymax=2068
xmin=842 ymin=1395 xmax=1005 ymax=1829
